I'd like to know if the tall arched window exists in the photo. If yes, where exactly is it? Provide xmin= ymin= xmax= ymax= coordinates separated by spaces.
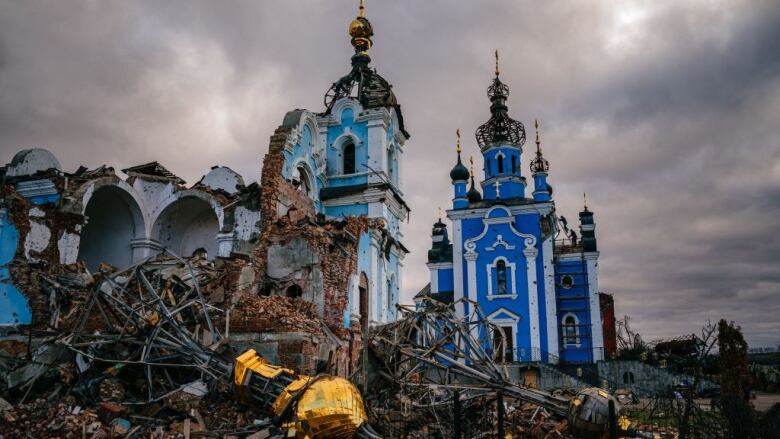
xmin=497 ymin=155 xmax=504 ymax=174
xmin=563 ymin=314 xmax=579 ymax=346
xmin=292 ymin=165 xmax=311 ymax=197
xmin=485 ymin=159 xmax=491 ymax=177
xmin=496 ymin=260 xmax=508 ymax=294
xmin=343 ymin=141 xmax=356 ymax=174
xmin=511 ymin=156 xmax=517 ymax=174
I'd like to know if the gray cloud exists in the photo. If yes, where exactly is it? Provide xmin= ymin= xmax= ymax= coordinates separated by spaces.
xmin=1 ymin=0 xmax=778 ymax=347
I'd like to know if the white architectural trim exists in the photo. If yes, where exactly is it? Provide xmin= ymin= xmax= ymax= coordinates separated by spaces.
xmin=561 ymin=312 xmax=582 ymax=347
xmin=429 ymin=267 xmax=439 ymax=293
xmin=524 ymin=247 xmax=541 ymax=361
xmin=463 ymin=206 xmax=536 ymax=259
xmin=452 ymin=218 xmax=464 ymax=319
xmin=487 ymin=307 xmax=520 ymax=362
xmin=585 ymin=252 xmax=605 ymax=361
xmin=486 ymin=256 xmax=516 ymax=298
xmin=426 ymin=262 xmax=453 ymax=269
xmin=447 ymin=202 xmax=554 ymax=220
xmin=542 ymin=237 xmax=559 ymax=363
xmin=486 ymin=234 xmax=515 ymax=251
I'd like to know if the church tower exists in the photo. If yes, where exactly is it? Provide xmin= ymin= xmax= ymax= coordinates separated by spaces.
xmin=420 ymin=52 xmax=605 ymax=365
xmin=317 ymin=1 xmax=410 ymax=326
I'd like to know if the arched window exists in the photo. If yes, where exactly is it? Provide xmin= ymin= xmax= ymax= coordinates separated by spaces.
xmin=496 ymin=260 xmax=508 ymax=294
xmin=511 ymin=156 xmax=517 ymax=174
xmin=343 ymin=141 xmax=356 ymax=174
xmin=292 ymin=165 xmax=311 ymax=197
xmin=623 ymin=371 xmax=635 ymax=384
xmin=563 ymin=314 xmax=579 ymax=346
xmin=286 ymin=284 xmax=302 ymax=298
xmin=485 ymin=159 xmax=491 ymax=177
xmin=497 ymin=155 xmax=504 ymax=174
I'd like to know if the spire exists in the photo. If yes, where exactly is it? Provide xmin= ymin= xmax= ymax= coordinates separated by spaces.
xmin=467 ymin=156 xmax=482 ymax=202
xmin=450 ymin=128 xmax=469 ymax=181
xmin=358 ymin=0 xmax=365 ymax=17
xmin=530 ymin=118 xmax=550 ymax=174
xmin=495 ymin=49 xmax=500 ymax=77
xmin=583 ymin=192 xmax=589 ymax=212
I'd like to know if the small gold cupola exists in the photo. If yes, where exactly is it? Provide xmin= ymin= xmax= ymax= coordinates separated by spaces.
xmin=349 ymin=0 xmax=373 ymax=54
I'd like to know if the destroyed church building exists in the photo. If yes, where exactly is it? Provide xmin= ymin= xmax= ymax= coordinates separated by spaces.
xmin=0 ymin=3 xmax=408 ymax=375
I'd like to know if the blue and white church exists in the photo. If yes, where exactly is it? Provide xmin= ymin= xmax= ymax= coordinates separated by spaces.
xmin=418 ymin=57 xmax=605 ymax=364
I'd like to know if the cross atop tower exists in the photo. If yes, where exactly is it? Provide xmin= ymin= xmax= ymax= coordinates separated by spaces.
xmin=494 ymin=179 xmax=502 ymax=199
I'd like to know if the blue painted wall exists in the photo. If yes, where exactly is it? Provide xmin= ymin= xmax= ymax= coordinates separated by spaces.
xmin=555 ymin=258 xmax=595 ymax=363
xmin=0 ymin=209 xmax=32 ymax=325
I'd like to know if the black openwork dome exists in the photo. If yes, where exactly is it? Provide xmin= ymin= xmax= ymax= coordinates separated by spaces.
xmin=475 ymin=76 xmax=526 ymax=150
xmin=324 ymin=55 xmax=397 ymax=113
xmin=530 ymin=152 xmax=549 ymax=174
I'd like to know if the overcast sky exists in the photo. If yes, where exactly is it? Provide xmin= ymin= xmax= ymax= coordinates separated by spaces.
xmin=1 ymin=0 xmax=778 ymax=347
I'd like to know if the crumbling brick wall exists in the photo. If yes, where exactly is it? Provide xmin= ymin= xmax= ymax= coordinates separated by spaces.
xmin=2 ymin=183 xmax=86 ymax=329
xmin=243 ymin=123 xmax=386 ymax=374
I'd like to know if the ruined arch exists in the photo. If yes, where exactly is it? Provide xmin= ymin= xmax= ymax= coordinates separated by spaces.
xmin=152 ymin=195 xmax=220 ymax=259
xmin=78 ymin=184 xmax=145 ymax=271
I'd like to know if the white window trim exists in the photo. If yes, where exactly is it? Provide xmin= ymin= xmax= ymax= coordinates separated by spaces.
xmin=487 ymin=308 xmax=521 ymax=362
xmin=561 ymin=312 xmax=582 ymax=348
xmin=486 ymin=256 xmax=517 ymax=300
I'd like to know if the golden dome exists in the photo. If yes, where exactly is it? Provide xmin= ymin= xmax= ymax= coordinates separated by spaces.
xmin=349 ymin=0 xmax=373 ymax=53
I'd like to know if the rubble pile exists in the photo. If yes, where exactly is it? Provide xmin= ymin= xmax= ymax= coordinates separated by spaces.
xmin=362 ymin=297 xmax=581 ymax=438
xmin=0 ymin=254 xmax=341 ymax=439
xmin=228 ymin=296 xmax=322 ymax=335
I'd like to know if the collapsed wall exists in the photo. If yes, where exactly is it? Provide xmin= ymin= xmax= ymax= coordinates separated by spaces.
xmin=0 ymin=119 xmax=385 ymax=377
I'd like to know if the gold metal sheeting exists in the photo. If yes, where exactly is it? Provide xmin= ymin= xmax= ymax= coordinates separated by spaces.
xmin=234 ymin=349 xmax=295 ymax=386
xmin=283 ymin=376 xmax=368 ymax=439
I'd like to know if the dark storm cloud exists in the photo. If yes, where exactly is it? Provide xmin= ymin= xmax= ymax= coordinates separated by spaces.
xmin=1 ymin=1 xmax=778 ymax=346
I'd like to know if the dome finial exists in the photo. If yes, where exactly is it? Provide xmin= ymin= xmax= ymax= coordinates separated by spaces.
xmin=495 ymin=49 xmax=500 ymax=77
xmin=469 ymin=156 xmax=475 ymax=175
xmin=438 ymin=206 xmax=442 ymax=221
xmin=535 ymin=119 xmax=540 ymax=147
xmin=529 ymin=118 xmax=550 ymax=174
xmin=456 ymin=128 xmax=461 ymax=153
xmin=584 ymin=192 xmax=589 ymax=211
xmin=349 ymin=0 xmax=373 ymax=54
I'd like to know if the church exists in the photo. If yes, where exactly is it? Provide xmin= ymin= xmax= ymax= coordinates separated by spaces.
xmin=418 ymin=56 xmax=605 ymax=365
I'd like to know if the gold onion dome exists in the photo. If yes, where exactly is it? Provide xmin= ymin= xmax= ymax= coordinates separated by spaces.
xmin=349 ymin=0 xmax=373 ymax=54
xmin=324 ymin=1 xmax=408 ymax=137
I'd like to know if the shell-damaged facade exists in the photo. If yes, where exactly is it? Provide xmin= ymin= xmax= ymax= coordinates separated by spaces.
xmin=0 ymin=4 xmax=408 ymax=376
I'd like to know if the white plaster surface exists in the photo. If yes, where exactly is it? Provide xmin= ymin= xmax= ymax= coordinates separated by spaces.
xmin=6 ymin=148 xmax=62 ymax=177
xmin=58 ymin=231 xmax=80 ymax=264
xmin=24 ymin=220 xmax=51 ymax=259
xmin=201 ymin=167 xmax=244 ymax=194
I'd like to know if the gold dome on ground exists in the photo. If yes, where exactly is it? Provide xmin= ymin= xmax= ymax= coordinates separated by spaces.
xmin=349 ymin=0 xmax=373 ymax=53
